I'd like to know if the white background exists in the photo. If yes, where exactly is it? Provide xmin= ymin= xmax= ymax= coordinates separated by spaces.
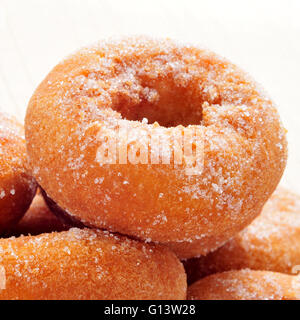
xmin=0 ymin=0 xmax=299 ymax=192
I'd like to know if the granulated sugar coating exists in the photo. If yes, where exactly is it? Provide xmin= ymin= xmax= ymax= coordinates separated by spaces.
xmin=184 ymin=187 xmax=300 ymax=283
xmin=188 ymin=269 xmax=300 ymax=300
xmin=0 ymin=112 xmax=37 ymax=234
xmin=0 ymin=228 xmax=186 ymax=300
xmin=25 ymin=36 xmax=287 ymax=258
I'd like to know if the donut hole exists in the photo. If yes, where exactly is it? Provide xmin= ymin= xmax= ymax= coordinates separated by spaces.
xmin=113 ymin=79 xmax=204 ymax=128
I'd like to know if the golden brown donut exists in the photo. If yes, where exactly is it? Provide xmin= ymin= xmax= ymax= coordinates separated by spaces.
xmin=7 ymin=194 xmax=68 ymax=236
xmin=0 ymin=228 xmax=186 ymax=300
xmin=25 ymin=36 xmax=287 ymax=259
xmin=184 ymin=187 xmax=300 ymax=283
xmin=0 ymin=112 xmax=36 ymax=233
xmin=188 ymin=269 xmax=300 ymax=300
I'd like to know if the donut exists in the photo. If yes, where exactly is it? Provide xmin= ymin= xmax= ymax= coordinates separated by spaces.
xmin=25 ymin=36 xmax=287 ymax=259
xmin=187 ymin=269 xmax=300 ymax=300
xmin=7 ymin=194 xmax=68 ymax=237
xmin=0 ymin=228 xmax=186 ymax=300
xmin=184 ymin=187 xmax=300 ymax=283
xmin=0 ymin=112 xmax=37 ymax=234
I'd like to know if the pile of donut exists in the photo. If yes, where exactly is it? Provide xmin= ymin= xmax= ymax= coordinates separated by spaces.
xmin=0 ymin=36 xmax=298 ymax=300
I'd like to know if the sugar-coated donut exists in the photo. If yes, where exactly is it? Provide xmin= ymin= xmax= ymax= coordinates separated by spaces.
xmin=184 ymin=187 xmax=300 ymax=283
xmin=0 ymin=228 xmax=186 ymax=300
xmin=25 ymin=36 xmax=287 ymax=258
xmin=0 ymin=112 xmax=37 ymax=234
xmin=188 ymin=269 xmax=300 ymax=300
xmin=7 ymin=194 xmax=68 ymax=237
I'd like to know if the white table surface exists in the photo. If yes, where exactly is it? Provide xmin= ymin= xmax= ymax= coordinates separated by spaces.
xmin=0 ymin=0 xmax=299 ymax=192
